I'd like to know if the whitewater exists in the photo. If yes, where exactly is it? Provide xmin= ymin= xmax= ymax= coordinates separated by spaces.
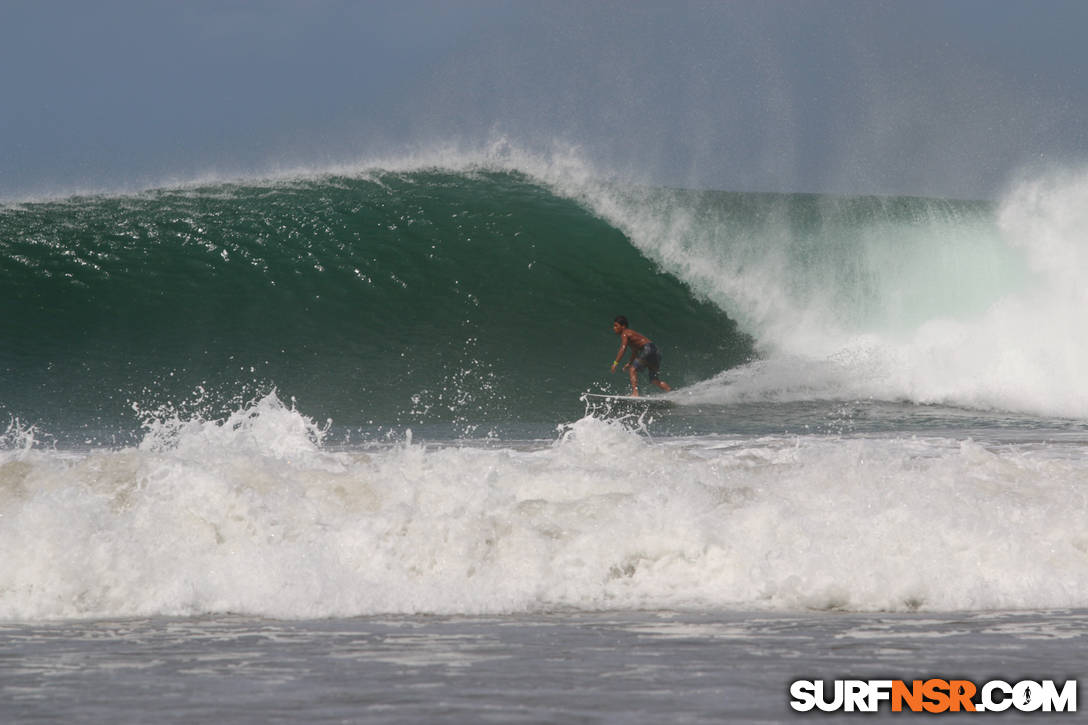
xmin=3 ymin=150 xmax=1087 ymax=722
xmin=3 ymin=396 xmax=1087 ymax=621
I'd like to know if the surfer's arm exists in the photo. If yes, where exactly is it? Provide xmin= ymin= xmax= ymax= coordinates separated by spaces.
xmin=612 ymin=335 xmax=629 ymax=371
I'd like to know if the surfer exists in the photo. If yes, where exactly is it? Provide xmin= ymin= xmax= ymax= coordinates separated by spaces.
xmin=610 ymin=315 xmax=672 ymax=397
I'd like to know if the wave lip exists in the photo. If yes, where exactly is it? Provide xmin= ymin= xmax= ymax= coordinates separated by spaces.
xmin=563 ymin=166 xmax=1088 ymax=420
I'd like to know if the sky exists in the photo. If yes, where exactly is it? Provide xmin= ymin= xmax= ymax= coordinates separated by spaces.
xmin=2 ymin=0 xmax=1086 ymax=200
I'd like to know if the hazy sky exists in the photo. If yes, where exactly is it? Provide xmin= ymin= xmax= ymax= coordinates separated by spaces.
xmin=3 ymin=0 xmax=1086 ymax=199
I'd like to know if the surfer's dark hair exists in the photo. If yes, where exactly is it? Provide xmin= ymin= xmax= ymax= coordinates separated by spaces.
xmin=614 ymin=315 xmax=628 ymax=327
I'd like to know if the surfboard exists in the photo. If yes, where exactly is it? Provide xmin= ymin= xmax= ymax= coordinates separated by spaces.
xmin=581 ymin=393 xmax=675 ymax=407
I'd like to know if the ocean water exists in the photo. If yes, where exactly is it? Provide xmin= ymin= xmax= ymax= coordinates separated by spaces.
xmin=2 ymin=154 xmax=1087 ymax=720
xmin=3 ymin=610 xmax=1084 ymax=723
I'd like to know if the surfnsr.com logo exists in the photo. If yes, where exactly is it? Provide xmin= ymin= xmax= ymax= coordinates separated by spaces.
xmin=789 ymin=678 xmax=1077 ymax=714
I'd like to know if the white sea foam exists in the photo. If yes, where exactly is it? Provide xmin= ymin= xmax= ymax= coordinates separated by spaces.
xmin=2 ymin=393 xmax=1086 ymax=621
xmin=550 ymin=165 xmax=1088 ymax=419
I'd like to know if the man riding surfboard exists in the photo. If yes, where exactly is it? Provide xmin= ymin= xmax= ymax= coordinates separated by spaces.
xmin=610 ymin=315 xmax=672 ymax=397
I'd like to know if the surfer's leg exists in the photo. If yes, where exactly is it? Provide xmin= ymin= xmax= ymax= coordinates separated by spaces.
xmin=628 ymin=365 xmax=640 ymax=396
xmin=645 ymin=347 xmax=668 ymax=392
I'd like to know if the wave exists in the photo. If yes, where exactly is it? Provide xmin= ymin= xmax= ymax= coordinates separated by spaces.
xmin=2 ymin=394 xmax=1086 ymax=620
xmin=3 ymin=147 xmax=1088 ymax=437
xmin=545 ymin=160 xmax=1088 ymax=419
xmin=0 ymin=165 xmax=747 ymax=440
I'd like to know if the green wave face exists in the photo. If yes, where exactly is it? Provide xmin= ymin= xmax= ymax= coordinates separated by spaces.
xmin=1 ymin=171 xmax=750 ymax=439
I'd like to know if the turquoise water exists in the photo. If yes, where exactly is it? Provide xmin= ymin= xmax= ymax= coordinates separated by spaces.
xmin=1 ymin=171 xmax=750 ymax=442
xmin=3 ymin=167 xmax=1056 ymax=442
